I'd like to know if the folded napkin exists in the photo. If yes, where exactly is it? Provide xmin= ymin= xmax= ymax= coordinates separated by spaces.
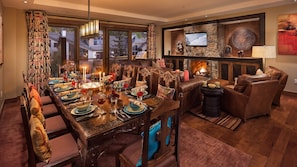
xmin=128 ymin=98 xmax=147 ymax=107
xmin=58 ymin=89 xmax=81 ymax=97
xmin=131 ymin=85 xmax=148 ymax=95
xmin=53 ymin=82 xmax=72 ymax=88
xmin=49 ymin=77 xmax=63 ymax=81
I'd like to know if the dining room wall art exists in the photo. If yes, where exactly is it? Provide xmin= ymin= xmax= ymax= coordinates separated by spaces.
xmin=277 ymin=13 xmax=297 ymax=55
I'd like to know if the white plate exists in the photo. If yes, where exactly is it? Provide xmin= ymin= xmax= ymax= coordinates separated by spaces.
xmin=54 ymin=86 xmax=72 ymax=92
xmin=123 ymin=104 xmax=146 ymax=115
xmin=71 ymin=105 xmax=96 ymax=116
xmin=130 ymin=91 xmax=148 ymax=97
xmin=61 ymin=93 xmax=81 ymax=101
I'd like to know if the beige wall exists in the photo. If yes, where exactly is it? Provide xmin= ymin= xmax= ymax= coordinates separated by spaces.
xmin=2 ymin=8 xmax=27 ymax=99
xmin=1 ymin=4 xmax=297 ymax=100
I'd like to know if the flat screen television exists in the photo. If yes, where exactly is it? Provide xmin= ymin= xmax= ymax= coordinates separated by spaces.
xmin=185 ymin=32 xmax=208 ymax=46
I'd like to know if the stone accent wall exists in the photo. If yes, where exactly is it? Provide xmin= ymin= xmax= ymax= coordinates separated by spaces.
xmin=184 ymin=23 xmax=220 ymax=57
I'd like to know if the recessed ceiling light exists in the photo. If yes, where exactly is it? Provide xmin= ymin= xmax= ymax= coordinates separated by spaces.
xmin=24 ymin=0 xmax=28 ymax=3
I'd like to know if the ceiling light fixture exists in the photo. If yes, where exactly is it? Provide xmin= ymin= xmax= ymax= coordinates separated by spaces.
xmin=80 ymin=0 xmax=99 ymax=38
xmin=24 ymin=0 xmax=28 ymax=3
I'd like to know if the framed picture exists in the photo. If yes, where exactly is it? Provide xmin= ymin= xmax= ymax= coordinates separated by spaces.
xmin=277 ymin=13 xmax=297 ymax=55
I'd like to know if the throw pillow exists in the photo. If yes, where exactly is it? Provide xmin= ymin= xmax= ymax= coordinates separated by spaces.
xmin=255 ymin=69 xmax=264 ymax=76
xmin=234 ymin=75 xmax=249 ymax=92
xmin=265 ymin=66 xmax=281 ymax=80
xmin=30 ymin=98 xmax=45 ymax=126
xmin=157 ymin=59 xmax=166 ymax=68
xmin=156 ymin=84 xmax=175 ymax=99
xmin=29 ymin=115 xmax=52 ymax=163
xmin=136 ymin=116 xmax=173 ymax=167
xmin=29 ymin=87 xmax=42 ymax=106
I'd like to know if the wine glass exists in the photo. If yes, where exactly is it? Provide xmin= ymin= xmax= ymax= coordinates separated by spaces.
xmin=123 ymin=82 xmax=129 ymax=94
xmin=97 ymin=92 xmax=107 ymax=112
xmin=136 ymin=88 xmax=144 ymax=101
xmin=110 ymin=94 xmax=118 ymax=114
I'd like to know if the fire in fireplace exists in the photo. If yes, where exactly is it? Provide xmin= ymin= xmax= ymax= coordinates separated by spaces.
xmin=190 ymin=60 xmax=210 ymax=77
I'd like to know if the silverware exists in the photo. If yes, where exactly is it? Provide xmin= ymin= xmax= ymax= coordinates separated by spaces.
xmin=76 ymin=112 xmax=99 ymax=122
xmin=119 ymin=109 xmax=131 ymax=118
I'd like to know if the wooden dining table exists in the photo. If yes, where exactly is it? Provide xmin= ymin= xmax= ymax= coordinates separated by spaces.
xmin=46 ymin=82 xmax=180 ymax=167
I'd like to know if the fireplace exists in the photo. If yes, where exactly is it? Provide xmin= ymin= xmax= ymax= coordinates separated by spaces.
xmin=190 ymin=60 xmax=211 ymax=77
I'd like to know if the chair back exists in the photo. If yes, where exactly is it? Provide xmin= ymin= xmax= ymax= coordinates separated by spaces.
xmin=122 ymin=65 xmax=137 ymax=87
xmin=157 ymin=70 xmax=180 ymax=100
xmin=110 ymin=63 xmax=122 ymax=81
xmin=135 ymin=67 xmax=153 ymax=94
xmin=140 ymin=94 xmax=182 ymax=167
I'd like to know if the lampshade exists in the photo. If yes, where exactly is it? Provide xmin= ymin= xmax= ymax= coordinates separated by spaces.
xmin=252 ymin=46 xmax=276 ymax=58
xmin=80 ymin=0 xmax=99 ymax=38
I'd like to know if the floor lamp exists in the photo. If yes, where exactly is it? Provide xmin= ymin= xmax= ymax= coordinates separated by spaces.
xmin=252 ymin=46 xmax=276 ymax=69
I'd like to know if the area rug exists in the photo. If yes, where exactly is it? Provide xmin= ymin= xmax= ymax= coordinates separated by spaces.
xmin=179 ymin=122 xmax=252 ymax=167
xmin=191 ymin=109 xmax=242 ymax=130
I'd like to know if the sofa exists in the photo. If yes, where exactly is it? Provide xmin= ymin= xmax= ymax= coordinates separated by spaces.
xmin=221 ymin=75 xmax=279 ymax=122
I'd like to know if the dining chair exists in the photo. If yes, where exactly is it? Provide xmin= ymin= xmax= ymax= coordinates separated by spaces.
xmin=135 ymin=67 xmax=153 ymax=94
xmin=156 ymin=70 xmax=180 ymax=100
xmin=117 ymin=93 xmax=182 ymax=167
xmin=20 ymin=96 xmax=82 ymax=167
xmin=110 ymin=63 xmax=122 ymax=81
xmin=122 ymin=64 xmax=137 ymax=87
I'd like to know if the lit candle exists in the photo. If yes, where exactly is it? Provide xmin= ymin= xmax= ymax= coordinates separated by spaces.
xmin=103 ymin=72 xmax=105 ymax=77
xmin=99 ymin=71 xmax=102 ymax=81
xmin=82 ymin=66 xmax=86 ymax=82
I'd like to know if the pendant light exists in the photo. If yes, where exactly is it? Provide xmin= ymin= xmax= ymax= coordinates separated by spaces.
xmin=80 ymin=0 xmax=99 ymax=38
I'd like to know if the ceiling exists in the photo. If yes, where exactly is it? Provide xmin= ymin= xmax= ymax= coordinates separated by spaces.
xmin=2 ymin=0 xmax=296 ymax=25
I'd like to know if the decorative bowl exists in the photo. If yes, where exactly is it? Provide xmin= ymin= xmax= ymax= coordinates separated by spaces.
xmin=129 ymin=102 xmax=140 ymax=111
xmin=67 ymin=92 xmax=76 ymax=98
xmin=76 ymin=102 xmax=91 ymax=112
xmin=208 ymin=83 xmax=216 ymax=89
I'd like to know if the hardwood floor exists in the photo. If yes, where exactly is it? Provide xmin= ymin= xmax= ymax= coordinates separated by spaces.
xmin=181 ymin=93 xmax=297 ymax=167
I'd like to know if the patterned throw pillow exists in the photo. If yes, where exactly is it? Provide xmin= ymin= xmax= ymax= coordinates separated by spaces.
xmin=29 ymin=115 xmax=52 ymax=163
xmin=265 ymin=67 xmax=281 ymax=80
xmin=30 ymin=98 xmax=45 ymax=126
xmin=156 ymin=84 xmax=175 ymax=99
xmin=29 ymin=87 xmax=42 ymax=106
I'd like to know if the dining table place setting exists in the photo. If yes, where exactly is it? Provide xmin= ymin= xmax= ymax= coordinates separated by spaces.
xmin=52 ymin=82 xmax=75 ymax=93
xmin=48 ymin=77 xmax=64 ymax=85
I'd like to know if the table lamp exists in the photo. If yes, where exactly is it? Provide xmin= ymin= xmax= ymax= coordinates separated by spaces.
xmin=252 ymin=46 xmax=276 ymax=68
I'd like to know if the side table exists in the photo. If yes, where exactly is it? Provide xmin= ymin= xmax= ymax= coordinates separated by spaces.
xmin=200 ymin=86 xmax=224 ymax=117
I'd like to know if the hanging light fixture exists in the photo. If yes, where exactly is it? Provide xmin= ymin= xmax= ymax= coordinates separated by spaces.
xmin=80 ymin=0 xmax=99 ymax=38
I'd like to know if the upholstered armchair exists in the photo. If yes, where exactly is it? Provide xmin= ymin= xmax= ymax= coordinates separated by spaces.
xmin=221 ymin=79 xmax=278 ymax=122
xmin=265 ymin=66 xmax=288 ymax=106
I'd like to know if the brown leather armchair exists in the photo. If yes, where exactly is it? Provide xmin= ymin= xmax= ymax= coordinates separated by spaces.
xmin=221 ymin=79 xmax=278 ymax=122
xmin=266 ymin=66 xmax=288 ymax=106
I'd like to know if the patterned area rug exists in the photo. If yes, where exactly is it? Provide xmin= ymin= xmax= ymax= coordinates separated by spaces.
xmin=191 ymin=108 xmax=242 ymax=130
xmin=179 ymin=122 xmax=252 ymax=167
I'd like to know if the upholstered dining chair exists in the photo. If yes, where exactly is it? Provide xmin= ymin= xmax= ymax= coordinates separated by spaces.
xmin=135 ymin=67 xmax=153 ymax=94
xmin=117 ymin=93 xmax=182 ymax=167
xmin=122 ymin=64 xmax=137 ymax=87
xmin=156 ymin=70 xmax=180 ymax=100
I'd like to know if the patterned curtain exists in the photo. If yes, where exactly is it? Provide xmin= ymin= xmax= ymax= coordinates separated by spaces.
xmin=147 ymin=24 xmax=156 ymax=59
xmin=25 ymin=10 xmax=51 ymax=95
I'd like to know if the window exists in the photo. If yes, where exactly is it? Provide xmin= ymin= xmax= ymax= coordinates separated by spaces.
xmin=48 ymin=17 xmax=147 ymax=77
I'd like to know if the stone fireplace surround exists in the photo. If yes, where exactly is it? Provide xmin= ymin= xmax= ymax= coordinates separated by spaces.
xmin=164 ymin=56 xmax=262 ymax=83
